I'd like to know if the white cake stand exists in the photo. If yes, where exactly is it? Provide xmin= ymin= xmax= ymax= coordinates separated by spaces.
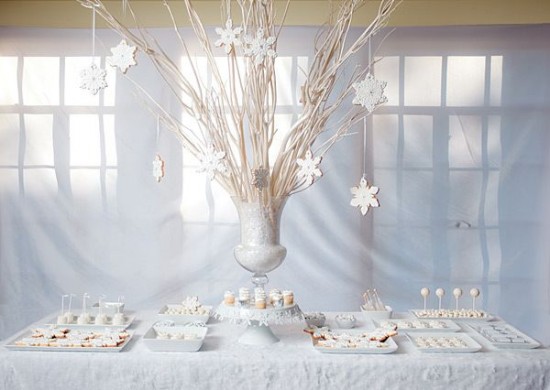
xmin=214 ymin=302 xmax=303 ymax=346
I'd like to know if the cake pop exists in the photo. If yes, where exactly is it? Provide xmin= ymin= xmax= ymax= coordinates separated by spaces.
xmin=435 ymin=288 xmax=445 ymax=311
xmin=420 ymin=288 xmax=430 ymax=310
xmin=470 ymin=288 xmax=480 ymax=310
xmin=453 ymin=288 xmax=463 ymax=310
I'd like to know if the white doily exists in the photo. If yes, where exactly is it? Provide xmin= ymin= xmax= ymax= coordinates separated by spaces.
xmin=213 ymin=302 xmax=303 ymax=327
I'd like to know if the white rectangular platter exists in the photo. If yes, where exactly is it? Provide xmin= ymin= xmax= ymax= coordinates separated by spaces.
xmin=410 ymin=309 xmax=493 ymax=321
xmin=142 ymin=325 xmax=207 ymax=352
xmin=468 ymin=323 xmax=540 ymax=349
xmin=312 ymin=329 xmax=398 ymax=354
xmin=4 ymin=329 xmax=132 ymax=353
xmin=157 ymin=305 xmax=211 ymax=324
xmin=375 ymin=319 xmax=460 ymax=332
xmin=406 ymin=332 xmax=482 ymax=353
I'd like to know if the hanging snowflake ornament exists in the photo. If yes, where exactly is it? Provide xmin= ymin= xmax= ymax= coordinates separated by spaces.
xmin=107 ymin=39 xmax=137 ymax=73
xmin=197 ymin=144 xmax=228 ymax=180
xmin=79 ymin=63 xmax=108 ymax=95
xmin=152 ymin=154 xmax=165 ymax=183
xmin=215 ymin=19 xmax=243 ymax=54
xmin=243 ymin=28 xmax=277 ymax=66
xmin=352 ymin=73 xmax=388 ymax=113
xmin=296 ymin=149 xmax=322 ymax=186
xmin=252 ymin=166 xmax=270 ymax=191
xmin=350 ymin=176 xmax=380 ymax=215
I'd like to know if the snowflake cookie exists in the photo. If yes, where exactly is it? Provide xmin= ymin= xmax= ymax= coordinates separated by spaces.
xmin=296 ymin=149 xmax=322 ymax=186
xmin=215 ymin=19 xmax=243 ymax=54
xmin=197 ymin=144 xmax=227 ymax=180
xmin=243 ymin=28 xmax=277 ymax=66
xmin=79 ymin=63 xmax=108 ymax=95
xmin=350 ymin=177 xmax=380 ymax=215
xmin=352 ymin=73 xmax=387 ymax=113
xmin=107 ymin=40 xmax=137 ymax=73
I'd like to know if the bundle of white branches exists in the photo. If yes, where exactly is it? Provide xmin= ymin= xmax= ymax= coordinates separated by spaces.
xmin=77 ymin=0 xmax=398 ymax=204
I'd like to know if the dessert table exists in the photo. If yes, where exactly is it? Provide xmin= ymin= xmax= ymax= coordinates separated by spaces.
xmin=1 ymin=311 xmax=549 ymax=390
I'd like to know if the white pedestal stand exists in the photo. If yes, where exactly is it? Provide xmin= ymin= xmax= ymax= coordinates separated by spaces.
xmin=213 ymin=302 xmax=303 ymax=346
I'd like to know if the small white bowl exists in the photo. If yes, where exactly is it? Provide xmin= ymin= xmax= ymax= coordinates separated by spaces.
xmin=304 ymin=312 xmax=326 ymax=328
xmin=361 ymin=305 xmax=393 ymax=320
xmin=335 ymin=314 xmax=356 ymax=329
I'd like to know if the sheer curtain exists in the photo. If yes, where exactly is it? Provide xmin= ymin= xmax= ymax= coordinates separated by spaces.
xmin=0 ymin=24 xmax=549 ymax=345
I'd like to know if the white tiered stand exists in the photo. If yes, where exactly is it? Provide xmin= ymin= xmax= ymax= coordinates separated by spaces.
xmin=214 ymin=302 xmax=303 ymax=345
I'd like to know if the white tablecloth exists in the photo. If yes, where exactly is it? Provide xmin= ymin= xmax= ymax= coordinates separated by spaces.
xmin=1 ymin=311 xmax=549 ymax=390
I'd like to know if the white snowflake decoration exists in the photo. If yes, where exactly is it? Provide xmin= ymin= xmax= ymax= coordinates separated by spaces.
xmin=350 ymin=177 xmax=380 ymax=215
xmin=107 ymin=40 xmax=137 ymax=73
xmin=152 ymin=154 xmax=165 ymax=183
xmin=296 ymin=149 xmax=322 ymax=186
xmin=352 ymin=73 xmax=388 ymax=113
xmin=252 ymin=166 xmax=270 ymax=191
xmin=79 ymin=63 xmax=108 ymax=95
xmin=243 ymin=28 xmax=277 ymax=66
xmin=197 ymin=144 xmax=227 ymax=180
xmin=215 ymin=19 xmax=243 ymax=54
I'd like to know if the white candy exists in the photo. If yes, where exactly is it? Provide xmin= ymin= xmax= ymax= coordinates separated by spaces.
xmin=435 ymin=288 xmax=445 ymax=297
xmin=420 ymin=288 xmax=430 ymax=297
xmin=470 ymin=288 xmax=480 ymax=297
xmin=453 ymin=288 xmax=463 ymax=298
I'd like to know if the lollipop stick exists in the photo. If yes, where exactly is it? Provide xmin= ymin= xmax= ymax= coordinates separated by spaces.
xmin=423 ymin=296 xmax=427 ymax=311
xmin=438 ymin=296 xmax=442 ymax=311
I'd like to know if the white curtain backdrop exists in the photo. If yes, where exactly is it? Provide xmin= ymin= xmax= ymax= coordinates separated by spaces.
xmin=0 ymin=23 xmax=549 ymax=345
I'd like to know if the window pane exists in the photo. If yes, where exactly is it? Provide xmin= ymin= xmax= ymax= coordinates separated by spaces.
xmin=447 ymin=56 xmax=486 ymax=107
xmin=404 ymin=56 xmax=442 ymax=106
xmin=24 ymin=114 xmax=54 ymax=166
xmin=70 ymin=114 xmax=101 ymax=166
xmin=23 ymin=57 xmax=60 ymax=106
xmin=0 ymin=57 xmax=19 ymax=105
xmin=403 ymin=115 xmax=433 ymax=168
xmin=0 ymin=114 xmax=20 ymax=165
xmin=374 ymin=56 xmax=399 ymax=106
xmin=448 ymin=115 xmax=482 ymax=168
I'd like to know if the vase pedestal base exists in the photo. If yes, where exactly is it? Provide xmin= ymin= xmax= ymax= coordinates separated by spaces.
xmin=238 ymin=320 xmax=279 ymax=345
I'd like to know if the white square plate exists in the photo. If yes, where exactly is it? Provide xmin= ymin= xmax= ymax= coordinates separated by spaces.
xmin=375 ymin=319 xmax=460 ymax=332
xmin=406 ymin=332 xmax=482 ymax=353
xmin=468 ymin=323 xmax=540 ymax=349
xmin=142 ymin=325 xmax=207 ymax=352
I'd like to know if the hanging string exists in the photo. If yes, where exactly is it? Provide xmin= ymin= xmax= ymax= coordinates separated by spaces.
xmin=122 ymin=0 xmax=128 ymax=17
xmin=91 ymin=6 xmax=96 ymax=61
xmin=362 ymin=116 xmax=367 ymax=178
xmin=368 ymin=37 xmax=372 ymax=73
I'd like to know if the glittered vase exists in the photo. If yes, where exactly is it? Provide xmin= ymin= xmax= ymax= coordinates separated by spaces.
xmin=232 ymin=197 xmax=287 ymax=288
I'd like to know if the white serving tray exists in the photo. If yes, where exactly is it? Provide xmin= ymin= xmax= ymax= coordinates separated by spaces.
xmin=375 ymin=319 xmax=461 ymax=332
xmin=468 ymin=323 xmax=540 ymax=349
xmin=313 ymin=336 xmax=398 ymax=354
xmin=406 ymin=332 xmax=482 ymax=353
xmin=142 ymin=325 xmax=207 ymax=352
xmin=157 ymin=305 xmax=211 ymax=324
xmin=4 ymin=329 xmax=133 ymax=353
xmin=45 ymin=313 xmax=135 ymax=330
xmin=410 ymin=309 xmax=493 ymax=321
